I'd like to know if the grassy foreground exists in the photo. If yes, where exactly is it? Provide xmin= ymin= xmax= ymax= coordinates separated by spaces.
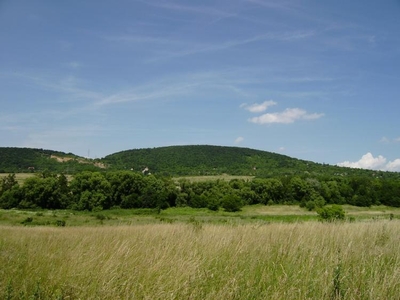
xmin=1 ymin=220 xmax=399 ymax=299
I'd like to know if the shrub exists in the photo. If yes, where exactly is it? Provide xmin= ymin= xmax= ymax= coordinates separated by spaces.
xmin=317 ymin=205 xmax=345 ymax=222
xmin=221 ymin=194 xmax=243 ymax=212
xmin=207 ymin=196 xmax=220 ymax=211
xmin=94 ymin=214 xmax=106 ymax=221
xmin=21 ymin=217 xmax=33 ymax=225
xmin=55 ymin=220 xmax=66 ymax=227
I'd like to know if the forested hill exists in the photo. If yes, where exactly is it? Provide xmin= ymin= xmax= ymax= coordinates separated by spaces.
xmin=103 ymin=145 xmax=299 ymax=176
xmin=102 ymin=145 xmax=397 ymax=178
xmin=1 ymin=145 xmax=399 ymax=178
xmin=0 ymin=147 xmax=104 ymax=173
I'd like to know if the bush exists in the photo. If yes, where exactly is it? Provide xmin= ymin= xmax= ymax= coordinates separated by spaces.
xmin=221 ymin=194 xmax=243 ymax=212
xmin=55 ymin=220 xmax=66 ymax=227
xmin=207 ymin=196 xmax=220 ymax=211
xmin=317 ymin=205 xmax=345 ymax=222
xmin=21 ymin=217 xmax=33 ymax=225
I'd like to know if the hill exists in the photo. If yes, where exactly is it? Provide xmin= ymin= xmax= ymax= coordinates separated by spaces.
xmin=0 ymin=147 xmax=104 ymax=173
xmin=102 ymin=145 xmax=397 ymax=178
xmin=1 ymin=145 xmax=398 ymax=178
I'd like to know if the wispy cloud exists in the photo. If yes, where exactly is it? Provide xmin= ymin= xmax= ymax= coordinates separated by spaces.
xmin=380 ymin=136 xmax=400 ymax=144
xmin=66 ymin=61 xmax=82 ymax=69
xmin=145 ymin=30 xmax=315 ymax=62
xmin=337 ymin=153 xmax=400 ymax=172
xmin=96 ymin=81 xmax=198 ymax=106
xmin=140 ymin=0 xmax=235 ymax=18
xmin=234 ymin=136 xmax=244 ymax=145
xmin=101 ymin=34 xmax=183 ymax=45
xmin=278 ymin=146 xmax=286 ymax=152
xmin=240 ymin=100 xmax=276 ymax=113
xmin=248 ymin=107 xmax=324 ymax=124
xmin=2 ymin=72 xmax=103 ymax=103
xmin=246 ymin=0 xmax=298 ymax=12
xmin=380 ymin=136 xmax=390 ymax=143
xmin=96 ymin=69 xmax=261 ymax=106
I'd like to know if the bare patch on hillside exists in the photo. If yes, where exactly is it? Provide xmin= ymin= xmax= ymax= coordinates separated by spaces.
xmin=50 ymin=155 xmax=106 ymax=169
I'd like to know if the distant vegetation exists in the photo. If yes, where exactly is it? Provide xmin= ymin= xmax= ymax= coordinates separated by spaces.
xmin=1 ymin=145 xmax=400 ymax=212
xmin=2 ymin=145 xmax=399 ymax=178
xmin=1 ymin=169 xmax=400 ymax=211
xmin=0 ymin=147 xmax=103 ymax=173
xmin=2 ymin=145 xmax=400 ymax=299
xmin=102 ymin=145 xmax=400 ymax=178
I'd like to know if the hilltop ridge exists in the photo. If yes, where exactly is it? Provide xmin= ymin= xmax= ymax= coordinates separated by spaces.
xmin=0 ymin=145 xmax=398 ymax=178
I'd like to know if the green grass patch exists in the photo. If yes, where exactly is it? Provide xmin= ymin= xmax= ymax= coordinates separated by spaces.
xmin=0 ymin=205 xmax=399 ymax=227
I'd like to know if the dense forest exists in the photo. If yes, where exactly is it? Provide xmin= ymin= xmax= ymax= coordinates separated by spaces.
xmin=0 ymin=147 xmax=103 ymax=173
xmin=2 ymin=145 xmax=399 ymax=179
xmin=103 ymin=145 xmax=398 ymax=178
xmin=1 ymin=170 xmax=400 ymax=211
xmin=1 ymin=146 xmax=400 ymax=212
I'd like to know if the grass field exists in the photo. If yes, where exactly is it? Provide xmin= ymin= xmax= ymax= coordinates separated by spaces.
xmin=1 ymin=175 xmax=398 ymax=298
xmin=1 ymin=219 xmax=399 ymax=299
xmin=173 ymin=174 xmax=255 ymax=182
xmin=1 ymin=205 xmax=400 ymax=299
xmin=1 ymin=173 xmax=254 ymax=184
xmin=0 ymin=173 xmax=36 ymax=184
xmin=1 ymin=205 xmax=399 ymax=228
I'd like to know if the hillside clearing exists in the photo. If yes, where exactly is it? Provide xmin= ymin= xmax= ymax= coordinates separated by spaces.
xmin=0 ymin=173 xmax=35 ymax=184
xmin=174 ymin=174 xmax=255 ymax=182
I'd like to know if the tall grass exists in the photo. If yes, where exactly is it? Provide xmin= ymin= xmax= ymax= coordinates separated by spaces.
xmin=1 ymin=221 xmax=399 ymax=299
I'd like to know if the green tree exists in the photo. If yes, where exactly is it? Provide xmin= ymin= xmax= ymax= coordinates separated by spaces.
xmin=290 ymin=177 xmax=312 ymax=202
xmin=0 ymin=185 xmax=21 ymax=209
xmin=239 ymin=186 xmax=258 ymax=205
xmin=70 ymin=172 xmax=111 ymax=210
xmin=106 ymin=171 xmax=145 ymax=207
xmin=0 ymin=173 xmax=18 ymax=195
xmin=139 ymin=175 xmax=168 ymax=209
xmin=20 ymin=176 xmax=67 ymax=209
xmin=304 ymin=191 xmax=326 ymax=211
xmin=0 ymin=173 xmax=21 ymax=208
xmin=176 ymin=192 xmax=189 ymax=207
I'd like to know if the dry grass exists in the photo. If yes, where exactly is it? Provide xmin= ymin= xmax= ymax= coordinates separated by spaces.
xmin=241 ymin=204 xmax=317 ymax=216
xmin=0 ymin=173 xmax=74 ymax=185
xmin=0 ymin=173 xmax=35 ymax=185
xmin=1 ymin=221 xmax=399 ymax=299
xmin=174 ymin=174 xmax=254 ymax=182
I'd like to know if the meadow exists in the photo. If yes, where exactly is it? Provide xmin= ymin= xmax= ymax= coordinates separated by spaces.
xmin=0 ymin=173 xmax=35 ymax=185
xmin=0 ymin=206 xmax=399 ymax=299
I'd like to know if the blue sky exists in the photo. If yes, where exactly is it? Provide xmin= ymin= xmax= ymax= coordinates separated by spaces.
xmin=1 ymin=0 xmax=400 ymax=171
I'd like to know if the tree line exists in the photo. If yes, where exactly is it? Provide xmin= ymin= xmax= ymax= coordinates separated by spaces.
xmin=1 ymin=171 xmax=400 ymax=211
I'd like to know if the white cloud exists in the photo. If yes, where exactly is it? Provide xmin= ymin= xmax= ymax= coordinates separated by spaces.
xmin=380 ymin=136 xmax=400 ymax=143
xmin=337 ymin=153 xmax=386 ymax=170
xmin=241 ymin=100 xmax=276 ymax=113
xmin=248 ymin=108 xmax=324 ymax=124
xmin=337 ymin=153 xmax=400 ymax=172
xmin=380 ymin=136 xmax=390 ymax=143
xmin=234 ymin=136 xmax=244 ymax=144
xmin=386 ymin=159 xmax=400 ymax=172
xmin=278 ymin=146 xmax=285 ymax=152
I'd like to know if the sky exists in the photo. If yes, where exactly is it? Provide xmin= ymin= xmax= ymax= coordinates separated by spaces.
xmin=1 ymin=0 xmax=400 ymax=171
